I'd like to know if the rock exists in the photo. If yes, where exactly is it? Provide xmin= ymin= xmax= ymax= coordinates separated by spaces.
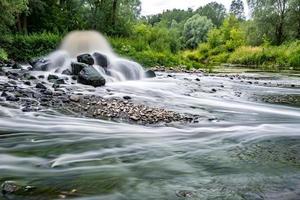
xmin=52 ymin=84 xmax=60 ymax=89
xmin=69 ymin=95 xmax=80 ymax=102
xmin=38 ymin=75 xmax=45 ymax=79
xmin=36 ymin=83 xmax=47 ymax=89
xmin=12 ymin=63 xmax=22 ymax=69
xmin=195 ymin=78 xmax=200 ymax=81
xmin=1 ymin=181 xmax=21 ymax=195
xmin=123 ymin=96 xmax=132 ymax=100
xmin=55 ymin=79 xmax=65 ymax=85
xmin=48 ymin=74 xmax=59 ymax=80
xmin=78 ymin=66 xmax=106 ymax=87
xmin=77 ymin=54 xmax=94 ymax=65
xmin=43 ymin=89 xmax=53 ymax=95
xmin=145 ymin=70 xmax=156 ymax=78
xmin=71 ymin=62 xmax=88 ymax=75
xmin=6 ymin=94 xmax=20 ymax=101
xmin=30 ymin=58 xmax=51 ymax=71
xmin=211 ymin=88 xmax=217 ymax=92
xmin=24 ymin=81 xmax=31 ymax=86
xmin=93 ymin=52 xmax=108 ymax=68
xmin=62 ymin=69 xmax=72 ymax=75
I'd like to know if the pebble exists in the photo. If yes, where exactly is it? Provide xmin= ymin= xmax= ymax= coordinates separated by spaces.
xmin=69 ymin=95 xmax=80 ymax=102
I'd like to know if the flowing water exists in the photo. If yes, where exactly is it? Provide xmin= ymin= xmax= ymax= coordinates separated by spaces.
xmin=0 ymin=72 xmax=300 ymax=200
xmin=1 ymin=31 xmax=300 ymax=199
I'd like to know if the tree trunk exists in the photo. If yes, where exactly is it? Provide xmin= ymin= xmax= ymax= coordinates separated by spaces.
xmin=112 ymin=0 xmax=118 ymax=27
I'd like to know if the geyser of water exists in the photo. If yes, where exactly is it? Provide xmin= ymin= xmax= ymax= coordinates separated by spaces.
xmin=45 ymin=30 xmax=145 ymax=82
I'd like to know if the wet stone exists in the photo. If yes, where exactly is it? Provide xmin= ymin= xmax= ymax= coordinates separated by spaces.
xmin=71 ymin=62 xmax=88 ymax=75
xmin=77 ymin=53 xmax=95 ymax=65
xmin=93 ymin=52 xmax=108 ymax=68
xmin=69 ymin=95 xmax=80 ymax=102
xmin=48 ymin=74 xmax=59 ymax=80
xmin=123 ymin=96 xmax=132 ymax=100
xmin=1 ymin=181 xmax=21 ymax=195
xmin=145 ymin=70 xmax=156 ymax=78
xmin=36 ymin=83 xmax=47 ymax=89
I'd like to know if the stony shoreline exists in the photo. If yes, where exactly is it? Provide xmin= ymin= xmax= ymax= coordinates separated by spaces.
xmin=0 ymin=60 xmax=199 ymax=125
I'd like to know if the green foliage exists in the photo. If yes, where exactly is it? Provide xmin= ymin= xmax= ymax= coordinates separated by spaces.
xmin=109 ymin=36 xmax=202 ymax=68
xmin=0 ymin=33 xmax=61 ymax=61
xmin=182 ymin=14 xmax=214 ymax=49
xmin=196 ymin=2 xmax=227 ymax=27
xmin=0 ymin=0 xmax=28 ymax=33
xmin=230 ymin=0 xmax=245 ymax=20
xmin=227 ymin=41 xmax=300 ymax=70
xmin=0 ymin=48 xmax=8 ymax=61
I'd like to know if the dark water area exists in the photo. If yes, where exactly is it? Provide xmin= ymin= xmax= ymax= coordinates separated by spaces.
xmin=0 ymin=72 xmax=300 ymax=200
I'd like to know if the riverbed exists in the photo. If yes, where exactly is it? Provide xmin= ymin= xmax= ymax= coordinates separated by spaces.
xmin=0 ymin=71 xmax=300 ymax=200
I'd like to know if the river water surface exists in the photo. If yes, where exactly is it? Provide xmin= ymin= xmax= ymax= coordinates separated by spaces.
xmin=0 ymin=72 xmax=300 ymax=200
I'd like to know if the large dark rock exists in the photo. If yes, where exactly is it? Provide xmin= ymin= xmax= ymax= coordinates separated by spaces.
xmin=71 ymin=62 xmax=88 ymax=75
xmin=30 ymin=58 xmax=51 ymax=71
xmin=145 ymin=70 xmax=156 ymax=78
xmin=93 ymin=52 xmax=108 ymax=68
xmin=78 ymin=66 xmax=106 ymax=87
xmin=77 ymin=54 xmax=94 ymax=65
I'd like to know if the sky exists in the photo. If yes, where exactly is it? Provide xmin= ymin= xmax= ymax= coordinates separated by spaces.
xmin=140 ymin=0 xmax=249 ymax=16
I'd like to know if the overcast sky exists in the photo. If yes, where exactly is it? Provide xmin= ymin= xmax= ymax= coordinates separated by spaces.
xmin=140 ymin=0 xmax=249 ymax=16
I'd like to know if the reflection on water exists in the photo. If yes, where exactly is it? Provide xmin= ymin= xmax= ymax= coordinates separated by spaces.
xmin=0 ymin=72 xmax=300 ymax=200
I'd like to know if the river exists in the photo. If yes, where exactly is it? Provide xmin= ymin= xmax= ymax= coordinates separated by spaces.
xmin=0 ymin=72 xmax=299 ymax=200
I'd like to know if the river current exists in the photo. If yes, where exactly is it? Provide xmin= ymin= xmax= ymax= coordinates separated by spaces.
xmin=0 ymin=72 xmax=299 ymax=200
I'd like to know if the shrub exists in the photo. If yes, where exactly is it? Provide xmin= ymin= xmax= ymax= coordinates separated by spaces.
xmin=0 ymin=33 xmax=61 ymax=61
xmin=0 ymin=48 xmax=8 ymax=61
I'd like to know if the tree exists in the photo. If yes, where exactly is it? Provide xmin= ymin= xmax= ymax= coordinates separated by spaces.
xmin=196 ymin=2 xmax=227 ymax=27
xmin=247 ymin=0 xmax=289 ymax=45
xmin=288 ymin=0 xmax=300 ymax=39
xmin=230 ymin=0 xmax=245 ymax=20
xmin=182 ymin=14 xmax=214 ymax=49
xmin=0 ymin=0 xmax=28 ymax=33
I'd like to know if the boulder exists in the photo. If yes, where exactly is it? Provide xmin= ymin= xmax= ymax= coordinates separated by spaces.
xmin=30 ymin=58 xmax=51 ymax=71
xmin=77 ymin=54 xmax=94 ymax=65
xmin=93 ymin=52 xmax=108 ymax=68
xmin=71 ymin=62 xmax=88 ymax=75
xmin=78 ymin=66 xmax=106 ymax=87
xmin=145 ymin=70 xmax=156 ymax=78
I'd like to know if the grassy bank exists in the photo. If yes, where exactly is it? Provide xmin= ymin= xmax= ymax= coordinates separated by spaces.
xmin=0 ymin=33 xmax=299 ymax=71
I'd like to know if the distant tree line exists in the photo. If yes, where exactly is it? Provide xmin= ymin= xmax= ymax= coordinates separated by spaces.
xmin=1 ymin=0 xmax=300 ymax=70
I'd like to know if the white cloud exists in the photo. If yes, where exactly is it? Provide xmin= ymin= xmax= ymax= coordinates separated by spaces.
xmin=140 ymin=0 xmax=249 ymax=16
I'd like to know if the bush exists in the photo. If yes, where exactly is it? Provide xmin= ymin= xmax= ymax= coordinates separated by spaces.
xmin=0 ymin=33 xmax=61 ymax=61
xmin=0 ymin=48 xmax=8 ymax=61
xmin=227 ymin=41 xmax=300 ymax=70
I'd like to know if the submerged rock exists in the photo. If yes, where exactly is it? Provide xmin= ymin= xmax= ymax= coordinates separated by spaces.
xmin=71 ymin=62 xmax=88 ymax=75
xmin=77 ymin=53 xmax=94 ymax=65
xmin=93 ymin=52 xmax=108 ymax=68
xmin=1 ymin=181 xmax=21 ymax=195
xmin=78 ymin=66 xmax=106 ymax=87
xmin=145 ymin=70 xmax=156 ymax=78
